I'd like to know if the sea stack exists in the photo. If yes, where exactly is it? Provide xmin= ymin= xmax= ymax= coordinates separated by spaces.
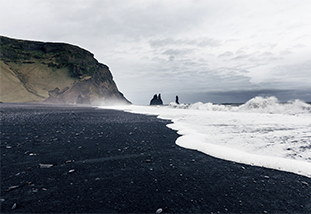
xmin=0 ymin=36 xmax=131 ymax=105
xmin=150 ymin=94 xmax=163 ymax=105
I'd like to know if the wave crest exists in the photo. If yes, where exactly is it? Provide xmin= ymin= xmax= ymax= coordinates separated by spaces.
xmin=169 ymin=96 xmax=311 ymax=114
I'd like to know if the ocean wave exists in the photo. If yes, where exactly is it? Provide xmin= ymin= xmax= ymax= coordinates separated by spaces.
xmin=169 ymin=96 xmax=311 ymax=114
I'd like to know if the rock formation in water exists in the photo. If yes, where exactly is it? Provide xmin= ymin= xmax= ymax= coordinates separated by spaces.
xmin=0 ymin=36 xmax=131 ymax=105
xmin=158 ymin=94 xmax=163 ymax=105
xmin=175 ymin=95 xmax=179 ymax=104
xmin=150 ymin=94 xmax=158 ymax=105
xmin=150 ymin=94 xmax=163 ymax=105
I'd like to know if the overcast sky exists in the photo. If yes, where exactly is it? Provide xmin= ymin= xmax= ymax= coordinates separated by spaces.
xmin=1 ymin=0 xmax=311 ymax=104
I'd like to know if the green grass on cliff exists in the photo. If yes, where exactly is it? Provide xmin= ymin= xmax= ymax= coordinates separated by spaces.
xmin=0 ymin=60 xmax=79 ymax=102
xmin=0 ymin=61 xmax=41 ymax=102
xmin=0 ymin=36 xmax=97 ymax=78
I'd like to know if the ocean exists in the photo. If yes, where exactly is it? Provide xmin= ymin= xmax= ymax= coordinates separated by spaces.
xmin=99 ymin=96 xmax=311 ymax=178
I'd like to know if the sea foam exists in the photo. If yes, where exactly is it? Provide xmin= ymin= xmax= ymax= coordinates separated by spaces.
xmin=169 ymin=96 xmax=311 ymax=115
xmin=99 ymin=96 xmax=311 ymax=178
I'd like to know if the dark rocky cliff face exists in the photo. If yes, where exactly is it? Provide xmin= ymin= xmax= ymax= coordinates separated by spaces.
xmin=0 ymin=36 xmax=131 ymax=105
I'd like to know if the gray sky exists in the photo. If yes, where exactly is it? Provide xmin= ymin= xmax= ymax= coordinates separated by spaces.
xmin=1 ymin=0 xmax=311 ymax=104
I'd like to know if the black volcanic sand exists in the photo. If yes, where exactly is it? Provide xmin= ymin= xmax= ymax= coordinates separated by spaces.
xmin=1 ymin=103 xmax=311 ymax=213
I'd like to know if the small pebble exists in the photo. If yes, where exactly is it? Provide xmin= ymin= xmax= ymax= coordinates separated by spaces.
xmin=6 ymin=185 xmax=19 ymax=192
xmin=302 ymin=181 xmax=309 ymax=186
xmin=156 ymin=208 xmax=163 ymax=214
xmin=12 ymin=203 xmax=17 ymax=210
xmin=39 ymin=164 xmax=53 ymax=168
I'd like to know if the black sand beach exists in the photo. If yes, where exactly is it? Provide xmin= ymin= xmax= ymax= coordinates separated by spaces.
xmin=1 ymin=103 xmax=311 ymax=213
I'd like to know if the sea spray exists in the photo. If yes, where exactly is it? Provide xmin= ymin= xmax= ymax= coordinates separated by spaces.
xmin=169 ymin=96 xmax=311 ymax=115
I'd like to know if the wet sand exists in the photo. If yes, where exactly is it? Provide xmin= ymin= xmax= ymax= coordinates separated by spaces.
xmin=1 ymin=103 xmax=311 ymax=213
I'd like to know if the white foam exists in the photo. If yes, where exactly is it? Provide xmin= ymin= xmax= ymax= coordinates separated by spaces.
xmin=98 ymin=97 xmax=311 ymax=178
xmin=169 ymin=96 xmax=311 ymax=114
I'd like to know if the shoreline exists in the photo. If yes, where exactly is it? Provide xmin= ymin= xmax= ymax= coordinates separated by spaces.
xmin=109 ymin=104 xmax=311 ymax=178
xmin=1 ymin=103 xmax=311 ymax=213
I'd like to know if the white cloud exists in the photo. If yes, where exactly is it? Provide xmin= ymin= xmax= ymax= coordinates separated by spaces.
xmin=1 ymin=0 xmax=311 ymax=104
xmin=219 ymin=51 xmax=234 ymax=58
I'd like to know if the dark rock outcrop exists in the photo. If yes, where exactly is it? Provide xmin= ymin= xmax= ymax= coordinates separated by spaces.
xmin=150 ymin=94 xmax=163 ymax=105
xmin=0 ymin=36 xmax=131 ymax=105
xmin=175 ymin=95 xmax=179 ymax=104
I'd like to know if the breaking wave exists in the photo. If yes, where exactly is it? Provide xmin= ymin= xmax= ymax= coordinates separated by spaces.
xmin=169 ymin=96 xmax=311 ymax=114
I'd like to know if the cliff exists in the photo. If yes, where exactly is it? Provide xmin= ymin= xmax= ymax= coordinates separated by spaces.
xmin=0 ymin=36 xmax=131 ymax=105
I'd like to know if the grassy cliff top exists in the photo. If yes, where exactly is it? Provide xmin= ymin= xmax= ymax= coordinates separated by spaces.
xmin=0 ymin=36 xmax=107 ymax=78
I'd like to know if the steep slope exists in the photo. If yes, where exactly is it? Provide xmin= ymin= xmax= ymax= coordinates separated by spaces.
xmin=0 ymin=36 xmax=130 ymax=104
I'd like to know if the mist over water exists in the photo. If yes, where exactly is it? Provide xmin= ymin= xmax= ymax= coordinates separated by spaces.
xmin=99 ymin=96 xmax=311 ymax=178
